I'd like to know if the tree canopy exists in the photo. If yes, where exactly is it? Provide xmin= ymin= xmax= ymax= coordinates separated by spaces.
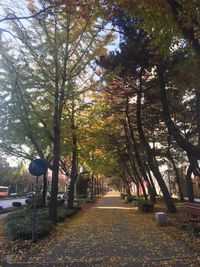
xmin=1 ymin=0 xmax=200 ymax=218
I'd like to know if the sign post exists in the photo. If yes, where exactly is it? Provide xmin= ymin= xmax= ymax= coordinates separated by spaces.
xmin=29 ymin=159 xmax=47 ymax=242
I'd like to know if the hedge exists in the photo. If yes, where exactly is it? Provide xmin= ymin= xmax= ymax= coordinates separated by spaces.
xmin=138 ymin=199 xmax=154 ymax=213
xmin=4 ymin=207 xmax=77 ymax=240
xmin=126 ymin=195 xmax=137 ymax=203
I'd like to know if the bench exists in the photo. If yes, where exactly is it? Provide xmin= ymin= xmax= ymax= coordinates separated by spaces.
xmin=184 ymin=202 xmax=200 ymax=222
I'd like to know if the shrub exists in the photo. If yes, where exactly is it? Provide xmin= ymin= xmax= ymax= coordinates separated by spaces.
xmin=4 ymin=206 xmax=78 ymax=240
xmin=138 ymin=199 xmax=154 ymax=213
xmin=25 ymin=196 xmax=44 ymax=208
xmin=77 ymin=194 xmax=87 ymax=199
xmin=85 ymin=199 xmax=95 ymax=203
xmin=57 ymin=208 xmax=77 ymax=221
xmin=12 ymin=202 xmax=22 ymax=207
xmin=126 ymin=195 xmax=137 ymax=203
xmin=120 ymin=193 xmax=128 ymax=199
xmin=57 ymin=198 xmax=65 ymax=206
xmin=4 ymin=209 xmax=52 ymax=240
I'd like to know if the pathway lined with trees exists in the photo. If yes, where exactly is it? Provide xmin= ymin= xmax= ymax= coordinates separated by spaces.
xmin=12 ymin=192 xmax=199 ymax=267
xmin=0 ymin=2 xmax=200 ymax=265
xmin=0 ymin=0 xmax=200 ymax=223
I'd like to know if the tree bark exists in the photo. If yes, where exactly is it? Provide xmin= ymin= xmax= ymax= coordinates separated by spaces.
xmin=123 ymin=122 xmax=148 ymax=199
xmin=49 ymin=123 xmax=60 ymax=223
xmin=167 ymin=135 xmax=184 ymax=201
xmin=167 ymin=0 xmax=200 ymax=60
xmin=144 ymin=161 xmax=158 ymax=196
xmin=167 ymin=151 xmax=184 ymax=201
xmin=197 ymin=91 xmax=200 ymax=146
xmin=68 ymin=131 xmax=78 ymax=209
xmin=158 ymin=64 xmax=200 ymax=159
xmin=42 ymin=171 xmax=48 ymax=207
xmin=90 ymin=173 xmax=94 ymax=200
xmin=49 ymin=13 xmax=62 ymax=224
xmin=158 ymin=64 xmax=196 ymax=202
xmin=185 ymin=163 xmax=194 ymax=202
xmin=114 ymin=136 xmax=139 ymax=193
xmin=136 ymin=80 xmax=176 ymax=213
xmin=125 ymin=97 xmax=156 ymax=202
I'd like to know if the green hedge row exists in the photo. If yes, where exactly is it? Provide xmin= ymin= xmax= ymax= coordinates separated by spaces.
xmin=138 ymin=199 xmax=154 ymax=212
xmin=125 ymin=195 xmax=137 ymax=203
xmin=4 ymin=207 xmax=77 ymax=240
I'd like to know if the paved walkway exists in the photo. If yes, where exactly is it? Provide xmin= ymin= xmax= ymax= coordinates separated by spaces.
xmin=8 ymin=193 xmax=200 ymax=266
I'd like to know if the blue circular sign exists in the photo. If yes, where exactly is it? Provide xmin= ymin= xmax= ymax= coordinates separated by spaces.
xmin=29 ymin=159 xmax=48 ymax=176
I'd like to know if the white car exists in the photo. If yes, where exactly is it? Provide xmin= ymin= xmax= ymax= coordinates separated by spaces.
xmin=10 ymin=193 xmax=18 ymax=196
xmin=57 ymin=192 xmax=65 ymax=199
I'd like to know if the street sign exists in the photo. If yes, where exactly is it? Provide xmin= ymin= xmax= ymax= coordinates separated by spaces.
xmin=29 ymin=159 xmax=48 ymax=177
xmin=79 ymin=166 xmax=88 ymax=174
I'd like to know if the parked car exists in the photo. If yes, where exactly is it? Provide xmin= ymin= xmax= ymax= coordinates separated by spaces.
xmin=57 ymin=192 xmax=65 ymax=199
xmin=27 ymin=192 xmax=35 ymax=198
xmin=10 ymin=193 xmax=18 ymax=196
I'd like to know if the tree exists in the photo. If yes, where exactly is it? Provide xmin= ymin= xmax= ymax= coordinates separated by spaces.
xmin=103 ymin=2 xmax=200 ymax=203
xmin=98 ymin=13 xmax=177 ymax=211
xmin=0 ymin=0 xmax=113 ymax=222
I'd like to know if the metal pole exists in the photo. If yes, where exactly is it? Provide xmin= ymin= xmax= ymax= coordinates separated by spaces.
xmin=32 ymin=176 xmax=38 ymax=242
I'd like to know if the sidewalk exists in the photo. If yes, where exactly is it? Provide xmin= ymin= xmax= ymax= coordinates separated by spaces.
xmin=5 ymin=192 xmax=200 ymax=266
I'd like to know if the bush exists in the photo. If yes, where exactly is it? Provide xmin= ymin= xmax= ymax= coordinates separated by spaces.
xmin=4 ymin=206 xmax=78 ymax=240
xmin=5 ymin=209 xmax=52 ymax=240
xmin=126 ymin=195 xmax=137 ymax=203
xmin=138 ymin=199 xmax=154 ymax=213
xmin=77 ymin=194 xmax=87 ymax=198
xmin=57 ymin=198 xmax=65 ymax=206
xmin=57 ymin=207 xmax=77 ymax=221
xmin=120 ymin=193 xmax=128 ymax=199
xmin=85 ymin=199 xmax=96 ymax=203
xmin=12 ymin=202 xmax=22 ymax=207
xmin=25 ymin=196 xmax=44 ymax=208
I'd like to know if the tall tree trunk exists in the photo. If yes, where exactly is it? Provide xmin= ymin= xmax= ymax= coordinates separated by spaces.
xmin=42 ymin=171 xmax=48 ymax=207
xmin=125 ymin=98 xmax=156 ymax=202
xmin=158 ymin=64 xmax=200 ymax=159
xmin=125 ymin=185 xmax=131 ymax=196
xmin=123 ymin=123 xmax=148 ymax=199
xmin=185 ymin=164 xmax=194 ymax=202
xmin=144 ymin=161 xmax=158 ymax=196
xmin=123 ymin=161 xmax=140 ymax=196
xmin=90 ymin=173 xmax=94 ymax=200
xmin=167 ymin=152 xmax=184 ymax=201
xmin=137 ymin=82 xmax=176 ymax=213
xmin=158 ymin=65 xmax=196 ymax=202
xmin=120 ymin=166 xmax=132 ymax=196
xmin=197 ymin=91 xmax=200 ymax=146
xmin=185 ymin=154 xmax=196 ymax=202
xmin=167 ymin=135 xmax=184 ymax=201
xmin=49 ymin=124 xmax=60 ymax=223
xmin=167 ymin=0 xmax=200 ymax=60
xmin=114 ymin=136 xmax=139 ymax=194
xmin=49 ymin=13 xmax=63 ymax=223
xmin=68 ymin=133 xmax=78 ymax=209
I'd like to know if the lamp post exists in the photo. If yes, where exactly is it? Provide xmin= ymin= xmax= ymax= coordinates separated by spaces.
xmin=29 ymin=159 xmax=47 ymax=243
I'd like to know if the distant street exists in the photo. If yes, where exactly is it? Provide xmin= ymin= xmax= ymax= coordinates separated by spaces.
xmin=0 ymin=197 xmax=26 ymax=209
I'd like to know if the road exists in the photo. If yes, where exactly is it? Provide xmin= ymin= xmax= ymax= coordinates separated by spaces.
xmin=0 ymin=197 xmax=26 ymax=209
